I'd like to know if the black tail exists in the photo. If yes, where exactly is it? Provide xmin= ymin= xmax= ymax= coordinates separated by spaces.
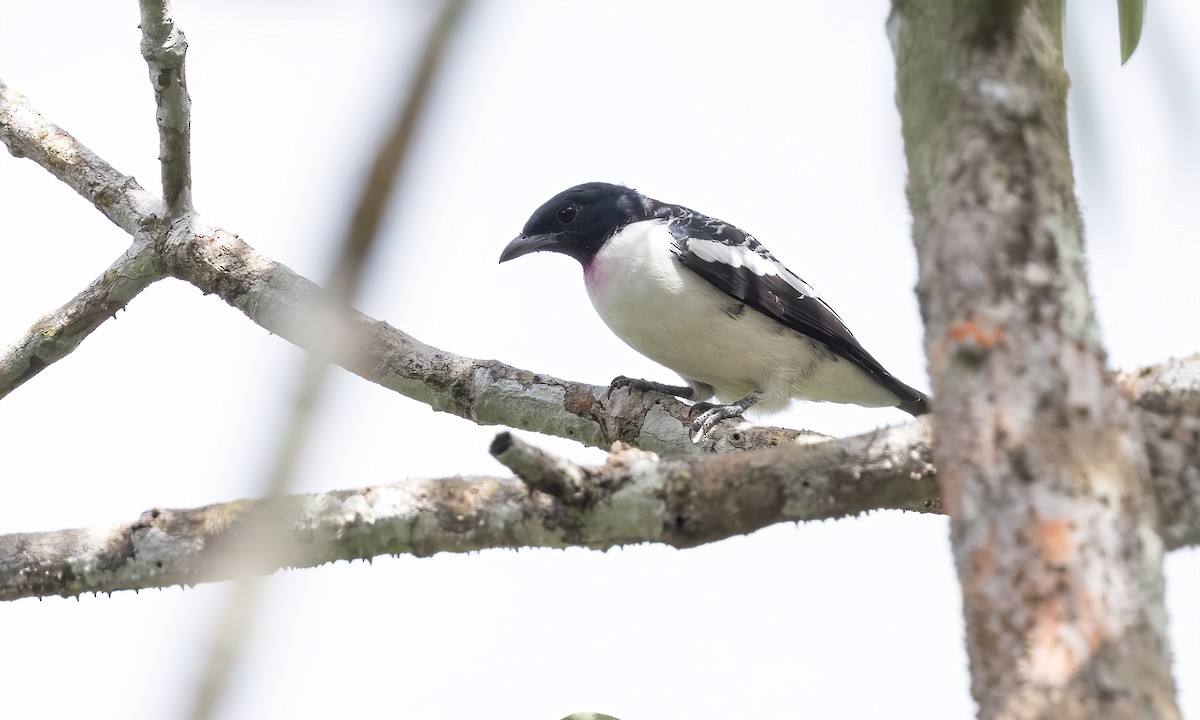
xmin=897 ymin=392 xmax=931 ymax=417
xmin=892 ymin=382 xmax=931 ymax=417
xmin=872 ymin=368 xmax=931 ymax=417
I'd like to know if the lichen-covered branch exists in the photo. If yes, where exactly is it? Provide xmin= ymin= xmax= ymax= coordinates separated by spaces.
xmin=0 ymin=237 xmax=164 ymax=399
xmin=892 ymin=0 xmax=1179 ymax=717
xmin=491 ymin=431 xmax=594 ymax=505
xmin=0 ymin=79 xmax=159 ymax=235
xmin=137 ymin=0 xmax=192 ymax=216
xmin=4 ymin=353 xmax=1200 ymax=604
xmin=0 ymin=422 xmax=939 ymax=601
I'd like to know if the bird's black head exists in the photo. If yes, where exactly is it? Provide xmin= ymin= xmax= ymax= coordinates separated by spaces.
xmin=499 ymin=182 xmax=647 ymax=266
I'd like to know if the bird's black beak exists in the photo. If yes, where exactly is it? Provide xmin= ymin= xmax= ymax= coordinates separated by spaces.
xmin=499 ymin=233 xmax=565 ymax=263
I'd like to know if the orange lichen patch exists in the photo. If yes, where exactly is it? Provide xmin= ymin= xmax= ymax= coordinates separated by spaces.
xmin=938 ymin=474 xmax=965 ymax=518
xmin=963 ymin=527 xmax=998 ymax=596
xmin=1028 ymin=587 xmax=1109 ymax=684
xmin=1029 ymin=597 xmax=1082 ymax=683
xmin=1076 ymin=587 xmax=1109 ymax=656
xmin=948 ymin=320 xmax=1003 ymax=348
xmin=1033 ymin=516 xmax=1074 ymax=566
xmin=563 ymin=383 xmax=597 ymax=417
xmin=1026 ymin=517 xmax=1110 ymax=684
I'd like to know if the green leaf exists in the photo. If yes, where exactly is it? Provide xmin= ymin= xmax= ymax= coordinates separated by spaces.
xmin=1117 ymin=0 xmax=1146 ymax=64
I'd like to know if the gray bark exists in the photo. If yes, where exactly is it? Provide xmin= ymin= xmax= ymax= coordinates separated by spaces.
xmin=892 ymin=1 xmax=1178 ymax=717
xmin=0 ymin=423 xmax=937 ymax=601
xmin=138 ymin=0 xmax=192 ymax=217
xmin=3 ymin=352 xmax=1199 ymax=603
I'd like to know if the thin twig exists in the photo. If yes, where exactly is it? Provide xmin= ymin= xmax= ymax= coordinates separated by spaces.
xmin=0 ymin=238 xmax=164 ymax=398
xmin=138 ymin=0 xmax=193 ymax=217
xmin=188 ymin=2 xmax=473 ymax=718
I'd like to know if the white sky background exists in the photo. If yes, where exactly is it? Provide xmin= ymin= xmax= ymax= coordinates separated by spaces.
xmin=1 ymin=1 xmax=1198 ymax=718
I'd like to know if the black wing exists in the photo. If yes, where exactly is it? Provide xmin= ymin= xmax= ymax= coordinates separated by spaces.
xmin=652 ymin=202 xmax=930 ymax=416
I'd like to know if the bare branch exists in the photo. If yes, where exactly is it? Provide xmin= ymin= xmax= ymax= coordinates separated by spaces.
xmin=137 ymin=0 xmax=192 ymax=217
xmin=0 ymin=238 xmax=164 ymax=399
xmin=0 ymin=79 xmax=159 ymax=235
xmin=1 ymin=354 xmax=1198 ymax=602
xmin=0 ymin=422 xmax=940 ymax=601
xmin=491 ymin=431 xmax=593 ymax=505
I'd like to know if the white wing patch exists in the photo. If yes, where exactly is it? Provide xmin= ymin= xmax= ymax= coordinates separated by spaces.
xmin=585 ymin=221 xmax=900 ymax=411
xmin=685 ymin=238 xmax=820 ymax=299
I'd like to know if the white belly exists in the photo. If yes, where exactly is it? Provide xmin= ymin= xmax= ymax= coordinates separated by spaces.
xmin=582 ymin=220 xmax=900 ymax=412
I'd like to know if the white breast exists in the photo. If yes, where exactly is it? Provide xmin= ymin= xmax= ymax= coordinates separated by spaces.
xmin=582 ymin=220 xmax=901 ymax=413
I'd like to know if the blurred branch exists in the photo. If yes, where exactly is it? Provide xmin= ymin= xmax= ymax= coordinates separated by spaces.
xmin=256 ymin=0 xmax=474 ymax=508
xmin=138 ymin=0 xmax=193 ymax=217
xmin=329 ymin=0 xmax=469 ymax=300
xmin=0 ymin=422 xmax=941 ymax=601
xmin=188 ymin=2 xmax=471 ymax=718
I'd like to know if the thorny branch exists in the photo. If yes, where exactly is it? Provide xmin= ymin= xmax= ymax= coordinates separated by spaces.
xmin=2 ymin=350 xmax=1199 ymax=603
xmin=1 ymin=422 xmax=939 ymax=601
xmin=185 ymin=2 xmax=473 ymax=718
xmin=0 ymin=236 xmax=163 ymax=399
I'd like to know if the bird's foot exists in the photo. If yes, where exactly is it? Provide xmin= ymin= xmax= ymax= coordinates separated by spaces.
xmin=607 ymin=376 xmax=694 ymax=400
xmin=689 ymin=393 xmax=761 ymax=443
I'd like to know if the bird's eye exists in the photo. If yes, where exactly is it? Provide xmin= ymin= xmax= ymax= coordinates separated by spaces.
xmin=556 ymin=204 xmax=578 ymax=224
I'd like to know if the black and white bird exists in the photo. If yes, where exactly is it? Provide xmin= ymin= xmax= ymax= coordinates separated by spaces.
xmin=500 ymin=182 xmax=929 ymax=441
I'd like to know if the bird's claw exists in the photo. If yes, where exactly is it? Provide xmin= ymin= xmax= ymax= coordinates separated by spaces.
xmin=606 ymin=375 xmax=637 ymax=399
xmin=689 ymin=403 xmax=746 ymax=443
